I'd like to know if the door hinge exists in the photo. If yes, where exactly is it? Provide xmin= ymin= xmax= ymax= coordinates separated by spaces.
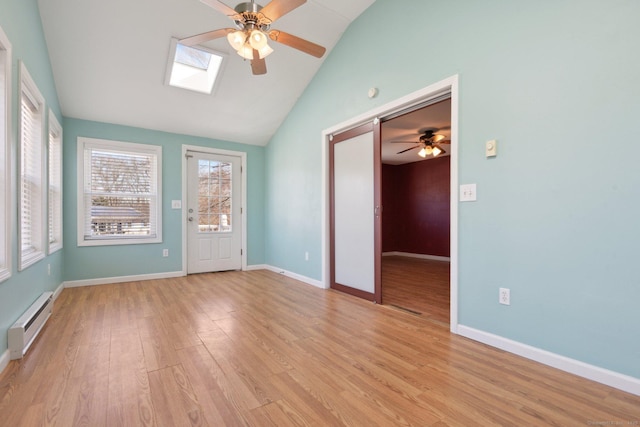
xmin=240 ymin=207 xmax=243 ymax=214
xmin=241 ymin=249 xmax=243 ymax=255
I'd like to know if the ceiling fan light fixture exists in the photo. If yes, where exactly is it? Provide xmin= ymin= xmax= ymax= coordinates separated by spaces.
xmin=227 ymin=30 xmax=247 ymax=51
xmin=432 ymin=146 xmax=442 ymax=157
xmin=183 ymin=0 xmax=326 ymax=75
xmin=418 ymin=147 xmax=428 ymax=158
xmin=249 ymin=29 xmax=268 ymax=50
xmin=257 ymin=43 xmax=274 ymax=59
xmin=237 ymin=43 xmax=254 ymax=59
xmin=236 ymin=42 xmax=273 ymax=60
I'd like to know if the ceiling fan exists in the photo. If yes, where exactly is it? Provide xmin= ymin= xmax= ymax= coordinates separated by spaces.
xmin=180 ymin=0 xmax=327 ymax=75
xmin=391 ymin=130 xmax=450 ymax=158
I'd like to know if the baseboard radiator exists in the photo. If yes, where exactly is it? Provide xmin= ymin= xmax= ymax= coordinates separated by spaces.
xmin=8 ymin=292 xmax=54 ymax=360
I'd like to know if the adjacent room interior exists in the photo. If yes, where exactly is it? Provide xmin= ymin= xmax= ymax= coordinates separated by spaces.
xmin=380 ymin=98 xmax=452 ymax=323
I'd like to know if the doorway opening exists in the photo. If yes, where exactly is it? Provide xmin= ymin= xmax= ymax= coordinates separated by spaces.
xmin=380 ymin=98 xmax=452 ymax=324
xmin=322 ymin=75 xmax=459 ymax=332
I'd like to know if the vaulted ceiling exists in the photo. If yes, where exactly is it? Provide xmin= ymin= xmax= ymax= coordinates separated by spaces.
xmin=37 ymin=0 xmax=375 ymax=146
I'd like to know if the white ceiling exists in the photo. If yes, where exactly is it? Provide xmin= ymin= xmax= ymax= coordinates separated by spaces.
xmin=37 ymin=0 xmax=375 ymax=146
xmin=381 ymin=98 xmax=452 ymax=165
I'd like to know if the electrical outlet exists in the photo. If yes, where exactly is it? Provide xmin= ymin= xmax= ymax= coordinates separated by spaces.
xmin=47 ymin=263 xmax=51 ymax=276
xmin=499 ymin=288 xmax=510 ymax=305
xmin=305 ymin=251 xmax=309 ymax=261
xmin=163 ymin=249 xmax=169 ymax=257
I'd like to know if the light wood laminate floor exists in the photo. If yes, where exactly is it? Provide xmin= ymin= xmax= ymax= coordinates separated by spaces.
xmin=1 ymin=270 xmax=639 ymax=426
xmin=382 ymin=256 xmax=450 ymax=324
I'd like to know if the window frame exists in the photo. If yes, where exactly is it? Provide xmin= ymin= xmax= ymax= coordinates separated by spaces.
xmin=18 ymin=62 xmax=47 ymax=271
xmin=0 ymin=25 xmax=12 ymax=282
xmin=48 ymin=110 xmax=63 ymax=254
xmin=77 ymin=137 xmax=163 ymax=247
xmin=164 ymin=38 xmax=226 ymax=95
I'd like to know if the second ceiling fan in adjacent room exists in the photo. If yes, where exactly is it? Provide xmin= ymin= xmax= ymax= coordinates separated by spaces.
xmin=392 ymin=130 xmax=450 ymax=158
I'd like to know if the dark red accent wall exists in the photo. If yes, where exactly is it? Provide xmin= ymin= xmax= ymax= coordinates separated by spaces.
xmin=382 ymin=156 xmax=450 ymax=257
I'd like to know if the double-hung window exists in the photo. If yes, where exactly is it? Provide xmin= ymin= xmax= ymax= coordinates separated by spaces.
xmin=77 ymin=137 xmax=162 ymax=246
xmin=0 ymin=26 xmax=11 ymax=281
xmin=19 ymin=62 xmax=46 ymax=270
xmin=48 ymin=110 xmax=63 ymax=253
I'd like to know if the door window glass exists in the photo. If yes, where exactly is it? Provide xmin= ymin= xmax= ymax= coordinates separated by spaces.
xmin=198 ymin=159 xmax=232 ymax=232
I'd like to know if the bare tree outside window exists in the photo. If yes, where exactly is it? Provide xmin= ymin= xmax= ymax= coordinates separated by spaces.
xmin=88 ymin=150 xmax=155 ymax=237
xmin=198 ymin=159 xmax=232 ymax=232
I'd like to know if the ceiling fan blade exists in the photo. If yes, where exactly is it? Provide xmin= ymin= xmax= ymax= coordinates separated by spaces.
xmin=251 ymin=49 xmax=267 ymax=75
xmin=396 ymin=146 xmax=420 ymax=154
xmin=180 ymin=28 xmax=234 ymax=46
xmin=200 ymin=0 xmax=238 ymax=17
xmin=389 ymin=140 xmax=419 ymax=144
xmin=261 ymin=0 xmax=306 ymax=22
xmin=268 ymin=30 xmax=326 ymax=58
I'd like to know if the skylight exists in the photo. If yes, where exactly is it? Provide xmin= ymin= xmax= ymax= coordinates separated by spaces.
xmin=166 ymin=40 xmax=223 ymax=94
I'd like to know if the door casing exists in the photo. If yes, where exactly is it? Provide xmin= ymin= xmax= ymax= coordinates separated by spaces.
xmin=321 ymin=75 xmax=460 ymax=333
xmin=181 ymin=144 xmax=248 ymax=274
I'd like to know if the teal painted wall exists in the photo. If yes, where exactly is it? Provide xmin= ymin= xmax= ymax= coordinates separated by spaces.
xmin=265 ymin=0 xmax=640 ymax=379
xmin=62 ymin=118 xmax=265 ymax=281
xmin=0 ymin=0 xmax=63 ymax=355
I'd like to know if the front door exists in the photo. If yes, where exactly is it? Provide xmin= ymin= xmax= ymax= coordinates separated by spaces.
xmin=186 ymin=151 xmax=242 ymax=273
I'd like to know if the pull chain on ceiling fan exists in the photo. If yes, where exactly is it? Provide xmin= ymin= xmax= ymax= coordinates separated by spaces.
xmin=180 ymin=0 xmax=326 ymax=75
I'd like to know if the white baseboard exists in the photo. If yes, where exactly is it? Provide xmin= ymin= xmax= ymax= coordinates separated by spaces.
xmin=262 ymin=265 xmax=325 ymax=289
xmin=0 ymin=349 xmax=9 ymax=376
xmin=382 ymin=251 xmax=450 ymax=262
xmin=245 ymin=264 xmax=268 ymax=271
xmin=63 ymin=270 xmax=185 ymax=288
xmin=458 ymin=325 xmax=640 ymax=397
xmin=52 ymin=282 xmax=64 ymax=301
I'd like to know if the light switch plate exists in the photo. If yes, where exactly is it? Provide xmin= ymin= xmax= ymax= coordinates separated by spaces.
xmin=460 ymin=184 xmax=477 ymax=202
xmin=171 ymin=200 xmax=182 ymax=209
xmin=486 ymin=139 xmax=497 ymax=157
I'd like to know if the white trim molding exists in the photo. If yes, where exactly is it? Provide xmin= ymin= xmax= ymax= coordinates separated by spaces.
xmin=458 ymin=325 xmax=640 ymax=397
xmin=262 ymin=265 xmax=324 ymax=289
xmin=0 ymin=349 xmax=9 ymax=375
xmin=63 ymin=270 xmax=185 ymax=288
xmin=0 ymin=24 xmax=12 ymax=284
xmin=76 ymin=137 xmax=163 ymax=247
xmin=52 ymin=282 xmax=65 ymax=301
xmin=382 ymin=251 xmax=450 ymax=262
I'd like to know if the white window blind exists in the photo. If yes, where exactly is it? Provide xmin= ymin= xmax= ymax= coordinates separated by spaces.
xmin=0 ymin=25 xmax=11 ymax=282
xmin=19 ymin=62 xmax=45 ymax=270
xmin=48 ymin=111 xmax=63 ymax=253
xmin=78 ymin=138 xmax=162 ymax=246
